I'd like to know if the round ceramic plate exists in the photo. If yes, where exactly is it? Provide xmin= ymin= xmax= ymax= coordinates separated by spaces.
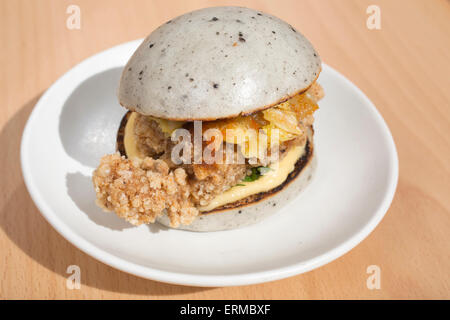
xmin=21 ymin=40 xmax=398 ymax=287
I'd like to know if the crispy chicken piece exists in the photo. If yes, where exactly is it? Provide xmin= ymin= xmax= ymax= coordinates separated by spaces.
xmin=134 ymin=115 xmax=172 ymax=157
xmin=189 ymin=162 xmax=247 ymax=206
xmin=135 ymin=114 xmax=249 ymax=206
xmin=92 ymin=153 xmax=198 ymax=227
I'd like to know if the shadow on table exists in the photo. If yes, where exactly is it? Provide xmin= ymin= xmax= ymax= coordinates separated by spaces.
xmin=0 ymin=94 xmax=212 ymax=296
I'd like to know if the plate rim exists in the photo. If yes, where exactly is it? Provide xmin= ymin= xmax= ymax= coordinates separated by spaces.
xmin=20 ymin=40 xmax=399 ymax=287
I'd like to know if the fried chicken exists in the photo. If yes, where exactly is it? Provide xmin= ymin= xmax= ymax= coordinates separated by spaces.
xmin=93 ymin=153 xmax=198 ymax=227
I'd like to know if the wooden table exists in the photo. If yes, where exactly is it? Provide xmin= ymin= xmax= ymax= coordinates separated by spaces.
xmin=1 ymin=0 xmax=449 ymax=299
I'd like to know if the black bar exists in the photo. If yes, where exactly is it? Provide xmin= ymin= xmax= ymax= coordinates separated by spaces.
xmin=0 ymin=300 xmax=447 ymax=318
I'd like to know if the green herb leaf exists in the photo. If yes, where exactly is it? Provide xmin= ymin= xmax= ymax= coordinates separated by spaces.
xmin=242 ymin=166 xmax=268 ymax=182
xmin=242 ymin=176 xmax=254 ymax=182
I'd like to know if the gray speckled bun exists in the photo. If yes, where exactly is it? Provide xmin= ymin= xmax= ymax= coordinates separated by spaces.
xmin=118 ymin=6 xmax=321 ymax=120
xmin=156 ymin=148 xmax=317 ymax=232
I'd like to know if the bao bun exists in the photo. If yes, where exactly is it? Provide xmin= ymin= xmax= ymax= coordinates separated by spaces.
xmin=118 ymin=6 xmax=321 ymax=121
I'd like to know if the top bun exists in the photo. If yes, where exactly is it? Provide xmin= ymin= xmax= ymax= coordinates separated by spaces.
xmin=118 ymin=6 xmax=321 ymax=121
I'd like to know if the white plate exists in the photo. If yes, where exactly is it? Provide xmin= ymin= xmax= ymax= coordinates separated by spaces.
xmin=21 ymin=40 xmax=398 ymax=287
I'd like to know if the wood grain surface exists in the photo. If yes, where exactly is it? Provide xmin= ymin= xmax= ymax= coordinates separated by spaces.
xmin=0 ymin=0 xmax=449 ymax=299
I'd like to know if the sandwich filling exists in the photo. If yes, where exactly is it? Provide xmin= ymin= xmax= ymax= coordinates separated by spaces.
xmin=93 ymin=82 xmax=324 ymax=227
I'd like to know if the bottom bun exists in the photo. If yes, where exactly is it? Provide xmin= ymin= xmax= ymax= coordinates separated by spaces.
xmin=156 ymin=140 xmax=316 ymax=232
